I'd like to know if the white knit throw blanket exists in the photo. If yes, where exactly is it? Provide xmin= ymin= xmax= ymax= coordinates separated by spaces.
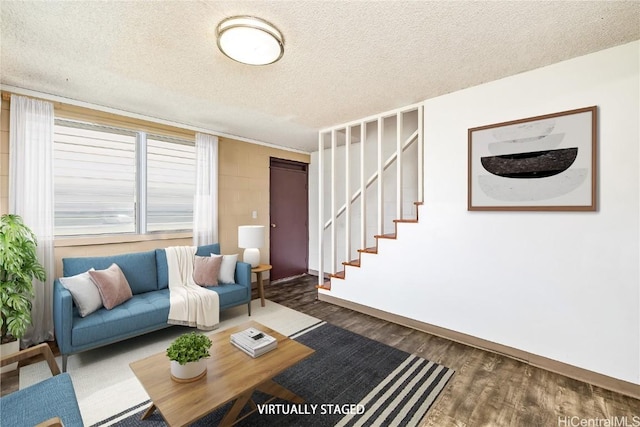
xmin=166 ymin=246 xmax=219 ymax=331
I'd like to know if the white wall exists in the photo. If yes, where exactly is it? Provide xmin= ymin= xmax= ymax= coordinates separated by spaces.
xmin=312 ymin=41 xmax=640 ymax=384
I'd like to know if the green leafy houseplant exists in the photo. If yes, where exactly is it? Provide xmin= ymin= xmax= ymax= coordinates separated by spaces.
xmin=166 ymin=332 xmax=213 ymax=365
xmin=0 ymin=214 xmax=46 ymax=344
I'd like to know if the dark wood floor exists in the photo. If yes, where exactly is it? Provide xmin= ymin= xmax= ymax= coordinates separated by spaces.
xmin=3 ymin=274 xmax=638 ymax=426
xmin=265 ymin=275 xmax=640 ymax=427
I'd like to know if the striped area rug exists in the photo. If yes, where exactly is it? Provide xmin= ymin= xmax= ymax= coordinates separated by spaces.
xmin=96 ymin=322 xmax=453 ymax=427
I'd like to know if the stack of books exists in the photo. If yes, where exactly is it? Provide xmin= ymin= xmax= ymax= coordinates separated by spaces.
xmin=230 ymin=327 xmax=278 ymax=358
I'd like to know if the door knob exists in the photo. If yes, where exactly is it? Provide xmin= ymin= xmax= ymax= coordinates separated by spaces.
xmin=271 ymin=224 xmax=277 ymax=228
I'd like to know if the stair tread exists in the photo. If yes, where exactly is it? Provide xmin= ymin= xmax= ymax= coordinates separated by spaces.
xmin=329 ymin=271 xmax=345 ymax=279
xmin=358 ymin=247 xmax=378 ymax=254
xmin=321 ymin=201 xmax=422 ymax=285
xmin=375 ymin=233 xmax=396 ymax=239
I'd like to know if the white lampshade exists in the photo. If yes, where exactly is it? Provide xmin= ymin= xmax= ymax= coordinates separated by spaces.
xmin=238 ymin=225 xmax=265 ymax=249
xmin=238 ymin=225 xmax=265 ymax=267
xmin=216 ymin=16 xmax=284 ymax=66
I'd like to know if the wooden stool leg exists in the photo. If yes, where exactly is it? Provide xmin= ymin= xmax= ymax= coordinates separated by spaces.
xmin=258 ymin=271 xmax=266 ymax=307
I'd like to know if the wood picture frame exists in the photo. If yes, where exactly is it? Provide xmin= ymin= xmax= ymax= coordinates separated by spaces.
xmin=468 ymin=106 xmax=597 ymax=211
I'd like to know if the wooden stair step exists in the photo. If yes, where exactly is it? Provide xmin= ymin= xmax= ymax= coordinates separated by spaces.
xmin=358 ymin=247 xmax=378 ymax=254
xmin=316 ymin=200 xmax=423 ymax=291
xmin=375 ymin=233 xmax=396 ymax=239
xmin=329 ymin=271 xmax=345 ymax=279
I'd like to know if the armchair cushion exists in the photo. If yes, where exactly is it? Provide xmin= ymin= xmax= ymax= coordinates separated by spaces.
xmin=0 ymin=373 xmax=83 ymax=427
xmin=0 ymin=344 xmax=82 ymax=426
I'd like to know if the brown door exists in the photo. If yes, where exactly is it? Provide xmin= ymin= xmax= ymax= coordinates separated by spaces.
xmin=269 ymin=158 xmax=309 ymax=280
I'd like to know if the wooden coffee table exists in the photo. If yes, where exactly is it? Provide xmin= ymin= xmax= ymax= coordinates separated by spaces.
xmin=129 ymin=321 xmax=315 ymax=427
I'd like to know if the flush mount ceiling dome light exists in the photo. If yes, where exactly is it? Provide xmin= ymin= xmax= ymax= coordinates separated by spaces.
xmin=216 ymin=16 xmax=284 ymax=66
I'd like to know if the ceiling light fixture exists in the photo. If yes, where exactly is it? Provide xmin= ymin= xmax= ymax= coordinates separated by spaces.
xmin=216 ymin=16 xmax=284 ymax=66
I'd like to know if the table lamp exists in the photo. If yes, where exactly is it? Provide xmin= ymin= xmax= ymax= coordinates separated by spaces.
xmin=238 ymin=225 xmax=265 ymax=267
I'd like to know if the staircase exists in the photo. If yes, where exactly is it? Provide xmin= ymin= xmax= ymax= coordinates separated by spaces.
xmin=318 ymin=201 xmax=422 ymax=290
xmin=316 ymin=103 xmax=424 ymax=290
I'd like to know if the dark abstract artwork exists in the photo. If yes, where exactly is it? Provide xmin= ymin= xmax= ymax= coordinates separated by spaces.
xmin=468 ymin=106 xmax=597 ymax=211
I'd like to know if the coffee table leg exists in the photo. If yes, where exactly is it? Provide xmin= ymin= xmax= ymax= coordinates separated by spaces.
xmin=256 ymin=379 xmax=305 ymax=403
xmin=141 ymin=403 xmax=157 ymax=420
xmin=219 ymin=380 xmax=303 ymax=426
xmin=219 ymin=390 xmax=254 ymax=427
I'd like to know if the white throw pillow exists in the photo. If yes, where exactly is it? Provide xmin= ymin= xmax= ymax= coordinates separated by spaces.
xmin=60 ymin=270 xmax=103 ymax=317
xmin=213 ymin=253 xmax=237 ymax=284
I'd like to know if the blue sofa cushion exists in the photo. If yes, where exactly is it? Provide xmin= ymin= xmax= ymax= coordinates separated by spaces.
xmin=0 ymin=373 xmax=83 ymax=427
xmin=156 ymin=243 xmax=221 ymax=289
xmin=63 ymin=251 xmax=158 ymax=295
xmin=195 ymin=243 xmax=221 ymax=257
xmin=71 ymin=289 xmax=170 ymax=347
xmin=207 ymin=283 xmax=250 ymax=309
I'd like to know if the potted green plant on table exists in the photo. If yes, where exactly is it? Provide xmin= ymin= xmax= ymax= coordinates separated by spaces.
xmin=0 ymin=214 xmax=46 ymax=371
xmin=166 ymin=332 xmax=212 ymax=382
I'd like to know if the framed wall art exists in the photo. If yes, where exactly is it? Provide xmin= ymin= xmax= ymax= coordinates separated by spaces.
xmin=468 ymin=106 xmax=597 ymax=211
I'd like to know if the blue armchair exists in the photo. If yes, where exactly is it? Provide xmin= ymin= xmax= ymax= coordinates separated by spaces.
xmin=0 ymin=343 xmax=83 ymax=426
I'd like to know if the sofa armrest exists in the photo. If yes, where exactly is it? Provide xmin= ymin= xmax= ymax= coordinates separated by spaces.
xmin=53 ymin=280 xmax=74 ymax=356
xmin=234 ymin=261 xmax=251 ymax=288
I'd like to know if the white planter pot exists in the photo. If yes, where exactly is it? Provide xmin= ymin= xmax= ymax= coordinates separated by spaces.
xmin=170 ymin=359 xmax=207 ymax=382
xmin=0 ymin=339 xmax=20 ymax=373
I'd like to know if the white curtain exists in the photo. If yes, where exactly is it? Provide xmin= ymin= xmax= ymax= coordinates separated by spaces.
xmin=9 ymin=95 xmax=55 ymax=347
xmin=193 ymin=133 xmax=219 ymax=246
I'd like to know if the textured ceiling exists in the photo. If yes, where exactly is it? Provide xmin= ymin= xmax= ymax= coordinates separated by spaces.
xmin=1 ymin=1 xmax=638 ymax=152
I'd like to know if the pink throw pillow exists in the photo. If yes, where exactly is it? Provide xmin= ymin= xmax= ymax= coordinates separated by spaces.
xmin=89 ymin=263 xmax=133 ymax=309
xmin=193 ymin=255 xmax=222 ymax=287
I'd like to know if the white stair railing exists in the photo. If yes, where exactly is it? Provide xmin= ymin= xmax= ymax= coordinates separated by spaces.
xmin=322 ymin=128 xmax=419 ymax=230
xmin=318 ymin=103 xmax=424 ymax=286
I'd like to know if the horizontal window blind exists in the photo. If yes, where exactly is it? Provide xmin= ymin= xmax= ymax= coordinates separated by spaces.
xmin=53 ymin=119 xmax=195 ymax=236
xmin=54 ymin=121 xmax=136 ymax=236
xmin=147 ymin=136 xmax=195 ymax=232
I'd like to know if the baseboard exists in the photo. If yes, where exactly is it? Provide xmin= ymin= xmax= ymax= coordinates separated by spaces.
xmin=318 ymin=293 xmax=640 ymax=400
xmin=307 ymin=269 xmax=330 ymax=280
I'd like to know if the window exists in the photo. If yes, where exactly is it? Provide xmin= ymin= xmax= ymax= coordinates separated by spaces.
xmin=54 ymin=120 xmax=195 ymax=236
xmin=146 ymin=136 xmax=196 ymax=232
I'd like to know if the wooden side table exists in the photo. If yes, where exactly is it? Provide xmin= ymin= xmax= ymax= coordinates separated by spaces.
xmin=251 ymin=264 xmax=272 ymax=307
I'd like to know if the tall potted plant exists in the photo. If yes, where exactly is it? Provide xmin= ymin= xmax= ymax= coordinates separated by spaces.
xmin=0 ymin=214 xmax=46 ymax=362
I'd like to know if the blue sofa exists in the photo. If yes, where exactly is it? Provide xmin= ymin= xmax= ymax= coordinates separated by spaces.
xmin=53 ymin=243 xmax=251 ymax=371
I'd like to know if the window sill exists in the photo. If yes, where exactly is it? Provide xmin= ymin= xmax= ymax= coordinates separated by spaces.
xmin=54 ymin=232 xmax=192 ymax=248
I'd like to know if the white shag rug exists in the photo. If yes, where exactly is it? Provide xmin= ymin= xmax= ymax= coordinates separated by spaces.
xmin=20 ymin=299 xmax=321 ymax=426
